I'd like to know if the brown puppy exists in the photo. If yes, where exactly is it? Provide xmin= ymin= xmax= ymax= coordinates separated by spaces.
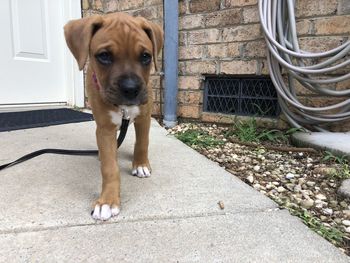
xmin=64 ymin=13 xmax=163 ymax=220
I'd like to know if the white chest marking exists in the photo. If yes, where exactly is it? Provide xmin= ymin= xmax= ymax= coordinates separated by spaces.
xmin=109 ymin=105 xmax=140 ymax=128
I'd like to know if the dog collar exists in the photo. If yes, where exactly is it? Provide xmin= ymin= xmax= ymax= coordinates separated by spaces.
xmin=92 ymin=72 xmax=100 ymax=90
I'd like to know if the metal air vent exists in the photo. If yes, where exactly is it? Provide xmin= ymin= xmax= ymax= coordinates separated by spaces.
xmin=203 ymin=76 xmax=280 ymax=117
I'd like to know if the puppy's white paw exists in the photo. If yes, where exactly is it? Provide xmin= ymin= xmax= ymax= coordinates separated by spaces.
xmin=132 ymin=166 xmax=151 ymax=178
xmin=92 ymin=204 xmax=120 ymax=221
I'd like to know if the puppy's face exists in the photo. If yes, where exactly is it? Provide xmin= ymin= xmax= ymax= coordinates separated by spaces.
xmin=64 ymin=13 xmax=163 ymax=106
xmin=90 ymin=17 xmax=152 ymax=106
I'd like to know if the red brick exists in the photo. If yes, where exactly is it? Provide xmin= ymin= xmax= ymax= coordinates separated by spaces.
xmin=133 ymin=5 xmax=161 ymax=20
xmin=201 ymin=112 xmax=234 ymax=124
xmin=178 ymin=90 xmax=202 ymax=104
xmin=105 ymin=1 xmax=118 ymax=13
xmin=178 ymin=76 xmax=202 ymax=90
xmin=224 ymin=0 xmax=257 ymax=8
xmin=117 ymin=0 xmax=144 ymax=11
xmin=296 ymin=19 xmax=313 ymax=36
xmin=201 ymin=112 xmax=282 ymax=129
xmin=179 ymin=45 xmax=204 ymax=60
xmin=179 ymin=32 xmax=187 ymax=46
xmin=296 ymin=0 xmax=338 ymax=18
xmin=314 ymin=15 xmax=350 ymax=35
xmin=222 ymin=24 xmax=261 ymax=42
xmin=179 ymin=14 xmax=204 ymax=30
xmin=89 ymin=0 xmax=103 ymax=11
xmin=220 ymin=60 xmax=257 ymax=74
xmin=204 ymin=9 xmax=241 ymax=27
xmin=186 ymin=61 xmax=217 ymax=75
xmin=178 ymin=105 xmax=201 ymax=118
xmin=242 ymin=6 xmax=259 ymax=23
xmin=82 ymin=9 xmax=104 ymax=17
xmin=179 ymin=0 xmax=188 ymax=15
xmin=207 ymin=44 xmax=228 ymax=58
xmin=243 ymin=40 xmax=267 ymax=58
xmin=144 ymin=0 xmax=162 ymax=6
xmin=299 ymin=37 xmax=344 ymax=53
xmin=189 ymin=0 xmax=220 ymax=13
xmin=227 ymin=43 xmax=241 ymax=57
xmin=187 ymin=29 xmax=221 ymax=44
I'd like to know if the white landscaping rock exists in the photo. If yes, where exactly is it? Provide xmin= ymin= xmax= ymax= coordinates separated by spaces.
xmin=342 ymin=220 xmax=350 ymax=227
xmin=246 ymin=175 xmax=254 ymax=184
xmin=315 ymin=194 xmax=327 ymax=200
xmin=338 ymin=179 xmax=350 ymax=199
xmin=322 ymin=208 xmax=333 ymax=216
xmin=286 ymin=173 xmax=295 ymax=180
xmin=301 ymin=199 xmax=314 ymax=209
xmin=253 ymin=165 xmax=260 ymax=172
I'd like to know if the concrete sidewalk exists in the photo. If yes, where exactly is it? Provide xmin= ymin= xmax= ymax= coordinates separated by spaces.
xmin=0 ymin=119 xmax=348 ymax=262
xmin=292 ymin=132 xmax=350 ymax=159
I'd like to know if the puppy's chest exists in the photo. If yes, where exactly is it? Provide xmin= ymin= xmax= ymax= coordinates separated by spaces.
xmin=109 ymin=105 xmax=140 ymax=128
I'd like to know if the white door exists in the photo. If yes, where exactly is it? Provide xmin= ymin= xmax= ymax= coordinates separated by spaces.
xmin=0 ymin=0 xmax=82 ymax=106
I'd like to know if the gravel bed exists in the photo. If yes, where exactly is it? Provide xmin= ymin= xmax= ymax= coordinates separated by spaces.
xmin=169 ymin=122 xmax=350 ymax=255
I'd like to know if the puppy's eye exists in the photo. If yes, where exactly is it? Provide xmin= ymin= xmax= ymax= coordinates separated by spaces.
xmin=96 ymin=52 xmax=113 ymax=65
xmin=140 ymin=52 xmax=152 ymax=66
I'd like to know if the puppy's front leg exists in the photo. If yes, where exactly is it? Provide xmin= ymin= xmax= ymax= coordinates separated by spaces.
xmin=92 ymin=126 xmax=120 ymax=220
xmin=132 ymin=114 xmax=151 ymax=178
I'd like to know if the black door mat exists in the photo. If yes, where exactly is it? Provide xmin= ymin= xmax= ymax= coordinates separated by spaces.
xmin=0 ymin=108 xmax=94 ymax=132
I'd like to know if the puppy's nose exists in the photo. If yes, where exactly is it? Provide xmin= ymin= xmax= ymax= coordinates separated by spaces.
xmin=118 ymin=77 xmax=141 ymax=99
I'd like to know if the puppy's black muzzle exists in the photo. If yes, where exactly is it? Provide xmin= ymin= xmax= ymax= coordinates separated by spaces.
xmin=118 ymin=75 xmax=141 ymax=100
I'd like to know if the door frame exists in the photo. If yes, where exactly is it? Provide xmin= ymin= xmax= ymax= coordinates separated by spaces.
xmin=63 ymin=0 xmax=84 ymax=108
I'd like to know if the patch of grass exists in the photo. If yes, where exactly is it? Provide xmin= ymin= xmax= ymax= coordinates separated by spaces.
xmin=175 ymin=129 xmax=224 ymax=148
xmin=292 ymin=208 xmax=344 ymax=245
xmin=228 ymin=117 xmax=301 ymax=143
xmin=230 ymin=118 xmax=260 ymax=142
xmin=274 ymin=199 xmax=344 ymax=246
xmin=323 ymin=151 xmax=348 ymax=164
xmin=333 ymin=164 xmax=350 ymax=180
xmin=322 ymin=151 xmax=350 ymax=180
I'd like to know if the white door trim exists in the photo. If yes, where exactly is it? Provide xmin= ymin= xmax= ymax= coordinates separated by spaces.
xmin=62 ymin=0 xmax=84 ymax=108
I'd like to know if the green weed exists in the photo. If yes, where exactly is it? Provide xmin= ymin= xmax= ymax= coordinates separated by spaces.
xmin=229 ymin=117 xmax=290 ymax=143
xmin=323 ymin=151 xmax=348 ymax=164
xmin=175 ymin=129 xmax=224 ymax=148
xmin=292 ymin=208 xmax=344 ymax=245
xmin=333 ymin=164 xmax=350 ymax=180
xmin=322 ymin=151 xmax=350 ymax=179
xmin=274 ymin=198 xmax=344 ymax=246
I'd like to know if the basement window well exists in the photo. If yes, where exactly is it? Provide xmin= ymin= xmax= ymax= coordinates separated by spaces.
xmin=203 ymin=76 xmax=280 ymax=118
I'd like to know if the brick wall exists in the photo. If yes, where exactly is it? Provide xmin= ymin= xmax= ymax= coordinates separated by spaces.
xmin=82 ymin=0 xmax=350 ymax=130
xmin=178 ymin=0 xmax=350 ymax=129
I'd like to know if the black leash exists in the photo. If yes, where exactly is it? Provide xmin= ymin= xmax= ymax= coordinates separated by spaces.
xmin=0 ymin=118 xmax=130 ymax=171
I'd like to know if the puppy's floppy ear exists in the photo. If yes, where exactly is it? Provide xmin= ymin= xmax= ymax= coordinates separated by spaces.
xmin=136 ymin=17 xmax=164 ymax=71
xmin=64 ymin=15 xmax=103 ymax=70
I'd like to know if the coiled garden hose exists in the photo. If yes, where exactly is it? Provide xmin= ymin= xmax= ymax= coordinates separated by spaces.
xmin=259 ymin=0 xmax=350 ymax=131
